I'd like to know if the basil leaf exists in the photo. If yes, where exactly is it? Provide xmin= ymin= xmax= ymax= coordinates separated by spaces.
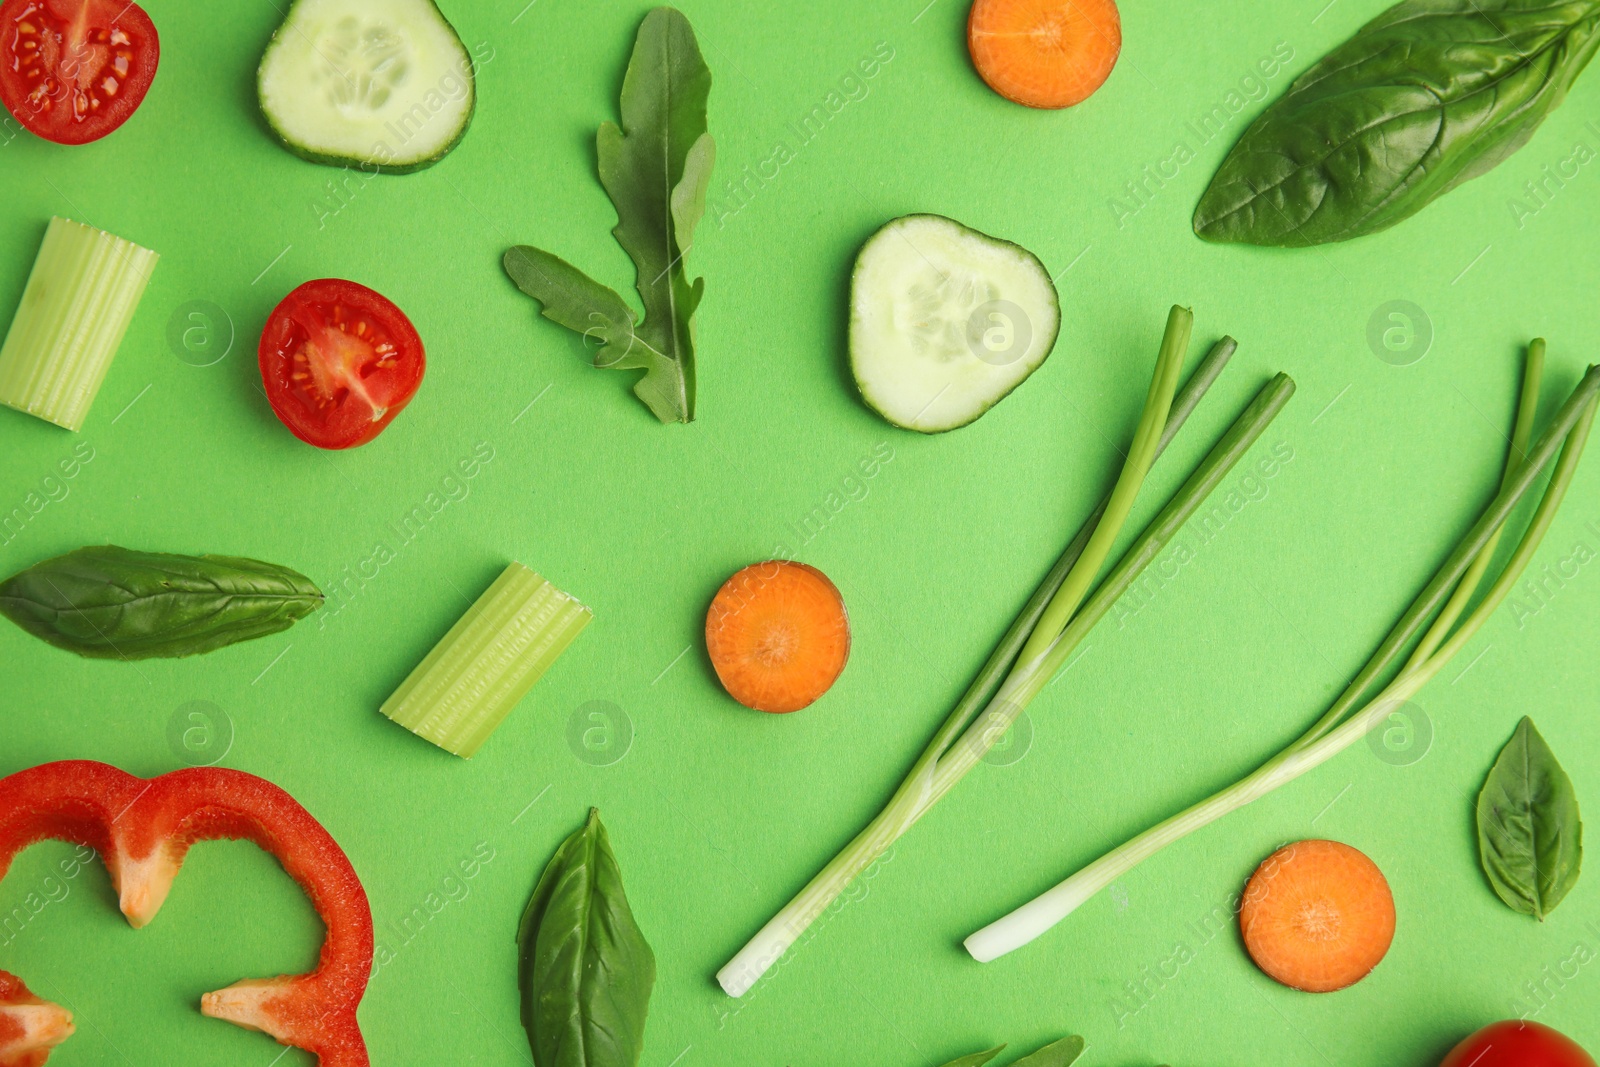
xmin=519 ymin=809 xmax=655 ymax=1067
xmin=0 ymin=546 xmax=322 ymax=660
xmin=934 ymin=1038 xmax=1082 ymax=1067
xmin=1476 ymin=717 xmax=1584 ymax=919
xmin=1195 ymin=0 xmax=1600 ymax=246
xmin=935 ymin=1046 xmax=1007 ymax=1067
xmin=1011 ymin=1036 xmax=1085 ymax=1067
xmin=505 ymin=8 xmax=713 ymax=423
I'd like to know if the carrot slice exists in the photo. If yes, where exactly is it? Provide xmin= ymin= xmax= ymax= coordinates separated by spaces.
xmin=967 ymin=0 xmax=1121 ymax=110
xmin=1239 ymin=839 xmax=1396 ymax=993
xmin=705 ymin=562 xmax=851 ymax=714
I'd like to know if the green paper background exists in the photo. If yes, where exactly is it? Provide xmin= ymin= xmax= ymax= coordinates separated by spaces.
xmin=3 ymin=0 xmax=1599 ymax=1064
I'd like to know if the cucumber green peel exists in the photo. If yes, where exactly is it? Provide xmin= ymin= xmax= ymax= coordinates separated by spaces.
xmin=966 ymin=346 xmax=1600 ymax=962
xmin=717 ymin=308 xmax=1297 ymax=997
xmin=257 ymin=0 xmax=478 ymax=173
xmin=849 ymin=214 xmax=1061 ymax=433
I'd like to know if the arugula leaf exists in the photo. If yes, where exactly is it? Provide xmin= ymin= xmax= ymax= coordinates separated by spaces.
xmin=503 ymin=247 xmax=679 ymax=384
xmin=1476 ymin=717 xmax=1584 ymax=920
xmin=518 ymin=809 xmax=656 ymax=1067
xmin=505 ymin=7 xmax=713 ymax=423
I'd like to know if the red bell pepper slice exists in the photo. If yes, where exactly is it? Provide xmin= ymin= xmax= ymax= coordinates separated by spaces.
xmin=0 ymin=761 xmax=373 ymax=1067
xmin=0 ymin=973 xmax=71 ymax=1067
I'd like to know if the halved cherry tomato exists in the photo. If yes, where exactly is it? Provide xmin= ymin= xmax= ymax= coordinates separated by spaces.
xmin=258 ymin=279 xmax=426 ymax=450
xmin=0 ymin=0 xmax=159 ymax=145
xmin=1440 ymin=1021 xmax=1597 ymax=1067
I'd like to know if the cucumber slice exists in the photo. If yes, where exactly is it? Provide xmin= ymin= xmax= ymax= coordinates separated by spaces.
xmin=850 ymin=214 xmax=1060 ymax=433
xmin=257 ymin=0 xmax=476 ymax=174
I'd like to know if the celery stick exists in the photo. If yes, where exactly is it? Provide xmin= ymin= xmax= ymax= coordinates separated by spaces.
xmin=381 ymin=563 xmax=592 ymax=758
xmin=0 ymin=217 xmax=159 ymax=431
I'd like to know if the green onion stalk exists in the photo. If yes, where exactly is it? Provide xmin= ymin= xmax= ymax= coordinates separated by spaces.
xmin=718 ymin=307 xmax=1297 ymax=997
xmin=965 ymin=348 xmax=1600 ymax=963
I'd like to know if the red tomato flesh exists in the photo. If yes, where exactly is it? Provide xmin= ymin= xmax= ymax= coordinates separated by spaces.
xmin=1440 ymin=1021 xmax=1597 ymax=1067
xmin=259 ymin=279 xmax=425 ymax=450
xmin=0 ymin=0 xmax=159 ymax=145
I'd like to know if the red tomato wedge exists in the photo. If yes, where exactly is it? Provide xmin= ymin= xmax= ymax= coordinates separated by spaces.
xmin=259 ymin=279 xmax=425 ymax=450
xmin=0 ymin=0 xmax=159 ymax=145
